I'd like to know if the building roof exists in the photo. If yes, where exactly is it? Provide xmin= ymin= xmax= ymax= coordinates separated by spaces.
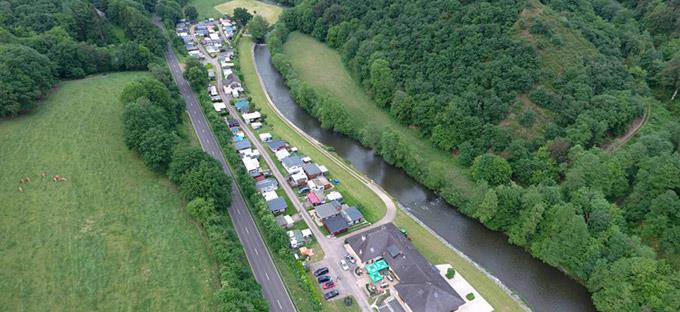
xmin=266 ymin=197 xmax=287 ymax=212
xmin=345 ymin=223 xmax=464 ymax=312
xmin=307 ymin=191 xmax=322 ymax=205
xmin=234 ymin=139 xmax=251 ymax=151
xmin=259 ymin=132 xmax=272 ymax=142
xmin=262 ymin=190 xmax=278 ymax=201
xmin=342 ymin=206 xmax=364 ymax=223
xmin=303 ymin=163 xmax=322 ymax=176
xmin=242 ymin=156 xmax=259 ymax=172
xmin=324 ymin=214 xmax=348 ymax=234
xmin=267 ymin=139 xmax=288 ymax=151
xmin=282 ymin=156 xmax=304 ymax=169
xmin=276 ymin=215 xmax=293 ymax=227
xmin=290 ymin=170 xmax=308 ymax=182
xmin=326 ymin=191 xmax=342 ymax=202
xmin=255 ymin=178 xmax=278 ymax=191
xmin=313 ymin=176 xmax=331 ymax=187
xmin=315 ymin=200 xmax=342 ymax=219
xmin=242 ymin=112 xmax=261 ymax=120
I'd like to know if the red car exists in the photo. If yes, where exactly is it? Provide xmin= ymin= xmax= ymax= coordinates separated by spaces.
xmin=322 ymin=281 xmax=335 ymax=289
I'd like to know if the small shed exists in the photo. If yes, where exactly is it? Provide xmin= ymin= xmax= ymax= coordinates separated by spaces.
xmin=235 ymin=99 xmax=250 ymax=112
xmin=212 ymin=102 xmax=226 ymax=112
xmin=276 ymin=215 xmax=294 ymax=229
xmin=267 ymin=139 xmax=289 ymax=151
xmin=256 ymin=178 xmax=278 ymax=193
xmin=324 ymin=214 xmax=349 ymax=236
xmin=314 ymin=200 xmax=342 ymax=220
xmin=251 ymin=122 xmax=262 ymax=130
xmin=234 ymin=139 xmax=251 ymax=151
xmin=306 ymin=191 xmax=323 ymax=206
xmin=275 ymin=149 xmax=291 ymax=161
xmin=259 ymin=133 xmax=272 ymax=142
xmin=242 ymin=157 xmax=260 ymax=172
xmin=303 ymin=163 xmax=323 ymax=179
xmin=326 ymin=191 xmax=342 ymax=203
xmin=282 ymin=156 xmax=304 ymax=174
xmin=290 ymin=170 xmax=308 ymax=187
xmin=342 ymin=206 xmax=364 ymax=225
xmin=312 ymin=176 xmax=332 ymax=190
xmin=262 ymin=190 xmax=278 ymax=201
xmin=242 ymin=112 xmax=261 ymax=123
xmin=267 ymin=197 xmax=287 ymax=215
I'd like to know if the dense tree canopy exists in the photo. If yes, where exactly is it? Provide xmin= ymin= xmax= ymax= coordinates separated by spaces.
xmin=0 ymin=44 xmax=56 ymax=117
xmin=249 ymin=16 xmax=270 ymax=43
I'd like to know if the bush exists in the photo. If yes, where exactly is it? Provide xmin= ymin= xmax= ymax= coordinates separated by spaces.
xmin=466 ymin=293 xmax=475 ymax=300
xmin=446 ymin=267 xmax=455 ymax=279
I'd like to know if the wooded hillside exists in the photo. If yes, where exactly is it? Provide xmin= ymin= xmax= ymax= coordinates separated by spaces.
xmin=272 ymin=0 xmax=680 ymax=311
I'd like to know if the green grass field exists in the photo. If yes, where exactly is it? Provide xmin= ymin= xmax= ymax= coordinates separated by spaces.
xmin=0 ymin=72 xmax=216 ymax=311
xmin=188 ymin=0 xmax=225 ymax=18
xmin=282 ymin=32 xmax=475 ymax=194
xmin=216 ymin=0 xmax=283 ymax=24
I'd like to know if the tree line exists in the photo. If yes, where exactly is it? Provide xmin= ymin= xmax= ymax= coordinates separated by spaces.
xmin=267 ymin=10 xmax=680 ymax=310
xmin=0 ymin=0 xmax=190 ymax=118
xmin=120 ymin=73 xmax=268 ymax=311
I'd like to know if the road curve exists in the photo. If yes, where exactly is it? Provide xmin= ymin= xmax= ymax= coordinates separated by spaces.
xmin=155 ymin=19 xmax=295 ymax=312
xmin=248 ymin=43 xmax=397 ymax=230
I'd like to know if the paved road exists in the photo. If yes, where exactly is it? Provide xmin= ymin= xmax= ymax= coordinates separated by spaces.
xmin=157 ymin=19 xmax=295 ymax=312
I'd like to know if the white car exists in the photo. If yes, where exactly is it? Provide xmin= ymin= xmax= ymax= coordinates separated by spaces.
xmin=340 ymin=259 xmax=349 ymax=271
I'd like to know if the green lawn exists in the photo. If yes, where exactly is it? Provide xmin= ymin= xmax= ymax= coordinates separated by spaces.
xmin=0 ymin=72 xmax=216 ymax=311
xmin=216 ymin=0 xmax=283 ymax=24
xmin=238 ymin=37 xmax=387 ymax=222
xmin=187 ymin=0 xmax=225 ymax=18
xmin=282 ymin=32 xmax=475 ymax=194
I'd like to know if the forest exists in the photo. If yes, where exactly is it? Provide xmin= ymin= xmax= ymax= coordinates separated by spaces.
xmin=268 ymin=0 xmax=680 ymax=311
xmin=0 ymin=0 xmax=170 ymax=117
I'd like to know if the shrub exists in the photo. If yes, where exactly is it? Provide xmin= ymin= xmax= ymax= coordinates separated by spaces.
xmin=446 ymin=267 xmax=456 ymax=279
xmin=466 ymin=293 xmax=475 ymax=301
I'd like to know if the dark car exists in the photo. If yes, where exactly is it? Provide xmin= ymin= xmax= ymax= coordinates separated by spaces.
xmin=324 ymin=290 xmax=339 ymax=300
xmin=317 ymin=275 xmax=331 ymax=284
xmin=314 ymin=267 xmax=329 ymax=277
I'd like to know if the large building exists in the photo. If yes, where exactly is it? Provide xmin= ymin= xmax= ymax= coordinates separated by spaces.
xmin=345 ymin=223 xmax=465 ymax=312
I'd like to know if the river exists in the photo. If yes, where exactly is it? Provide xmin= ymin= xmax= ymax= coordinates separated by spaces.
xmin=252 ymin=45 xmax=596 ymax=312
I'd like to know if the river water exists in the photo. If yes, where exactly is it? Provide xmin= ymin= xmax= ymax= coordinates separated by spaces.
xmin=253 ymin=45 xmax=596 ymax=312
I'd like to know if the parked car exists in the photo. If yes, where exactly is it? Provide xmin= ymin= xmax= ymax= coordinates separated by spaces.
xmin=324 ymin=290 xmax=339 ymax=300
xmin=298 ymin=187 xmax=310 ymax=194
xmin=322 ymin=281 xmax=335 ymax=289
xmin=317 ymin=275 xmax=331 ymax=284
xmin=380 ymin=282 xmax=389 ymax=289
xmin=386 ymin=274 xmax=394 ymax=282
xmin=345 ymin=254 xmax=356 ymax=264
xmin=340 ymin=259 xmax=349 ymax=271
xmin=314 ymin=267 xmax=329 ymax=277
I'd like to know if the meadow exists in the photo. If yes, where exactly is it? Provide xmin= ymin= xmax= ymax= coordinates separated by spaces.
xmin=216 ymin=0 xmax=283 ymax=24
xmin=0 ymin=72 xmax=216 ymax=311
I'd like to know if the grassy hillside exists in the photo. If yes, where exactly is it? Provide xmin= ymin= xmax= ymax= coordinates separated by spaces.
xmin=215 ymin=0 xmax=282 ymax=24
xmin=283 ymin=32 xmax=475 ymax=194
xmin=0 ymin=72 xmax=216 ymax=311
xmin=187 ymin=0 xmax=225 ymax=18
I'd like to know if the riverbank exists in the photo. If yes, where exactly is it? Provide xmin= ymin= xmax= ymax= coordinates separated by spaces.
xmin=238 ymin=36 xmax=528 ymax=312
xmin=237 ymin=39 xmax=388 ymax=223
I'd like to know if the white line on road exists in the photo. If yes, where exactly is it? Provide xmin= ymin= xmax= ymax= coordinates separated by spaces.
xmin=245 ymin=227 xmax=250 ymax=234
xmin=277 ymin=300 xmax=282 ymax=310
xmin=237 ymin=208 xmax=241 ymax=215
xmin=253 ymin=247 xmax=259 ymax=256
xmin=265 ymin=272 xmax=270 ymax=280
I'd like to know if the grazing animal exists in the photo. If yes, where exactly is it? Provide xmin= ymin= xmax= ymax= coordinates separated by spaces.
xmin=41 ymin=172 xmax=47 ymax=177
xmin=19 ymin=176 xmax=31 ymax=183
xmin=52 ymin=175 xmax=67 ymax=182
xmin=17 ymin=187 xmax=23 ymax=192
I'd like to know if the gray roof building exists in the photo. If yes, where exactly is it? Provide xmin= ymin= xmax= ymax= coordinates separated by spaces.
xmin=282 ymin=156 xmax=304 ymax=169
xmin=234 ymin=139 xmax=251 ymax=151
xmin=345 ymin=223 xmax=464 ymax=312
xmin=314 ymin=200 xmax=342 ymax=220
xmin=266 ymin=197 xmax=287 ymax=214
xmin=255 ymin=178 xmax=278 ymax=192
xmin=267 ymin=139 xmax=288 ymax=151
xmin=324 ymin=214 xmax=349 ymax=235
xmin=342 ymin=206 xmax=364 ymax=224
xmin=302 ymin=163 xmax=322 ymax=177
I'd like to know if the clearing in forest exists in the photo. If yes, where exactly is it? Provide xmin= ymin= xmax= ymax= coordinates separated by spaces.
xmin=215 ymin=0 xmax=283 ymax=24
xmin=0 ymin=72 xmax=216 ymax=311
